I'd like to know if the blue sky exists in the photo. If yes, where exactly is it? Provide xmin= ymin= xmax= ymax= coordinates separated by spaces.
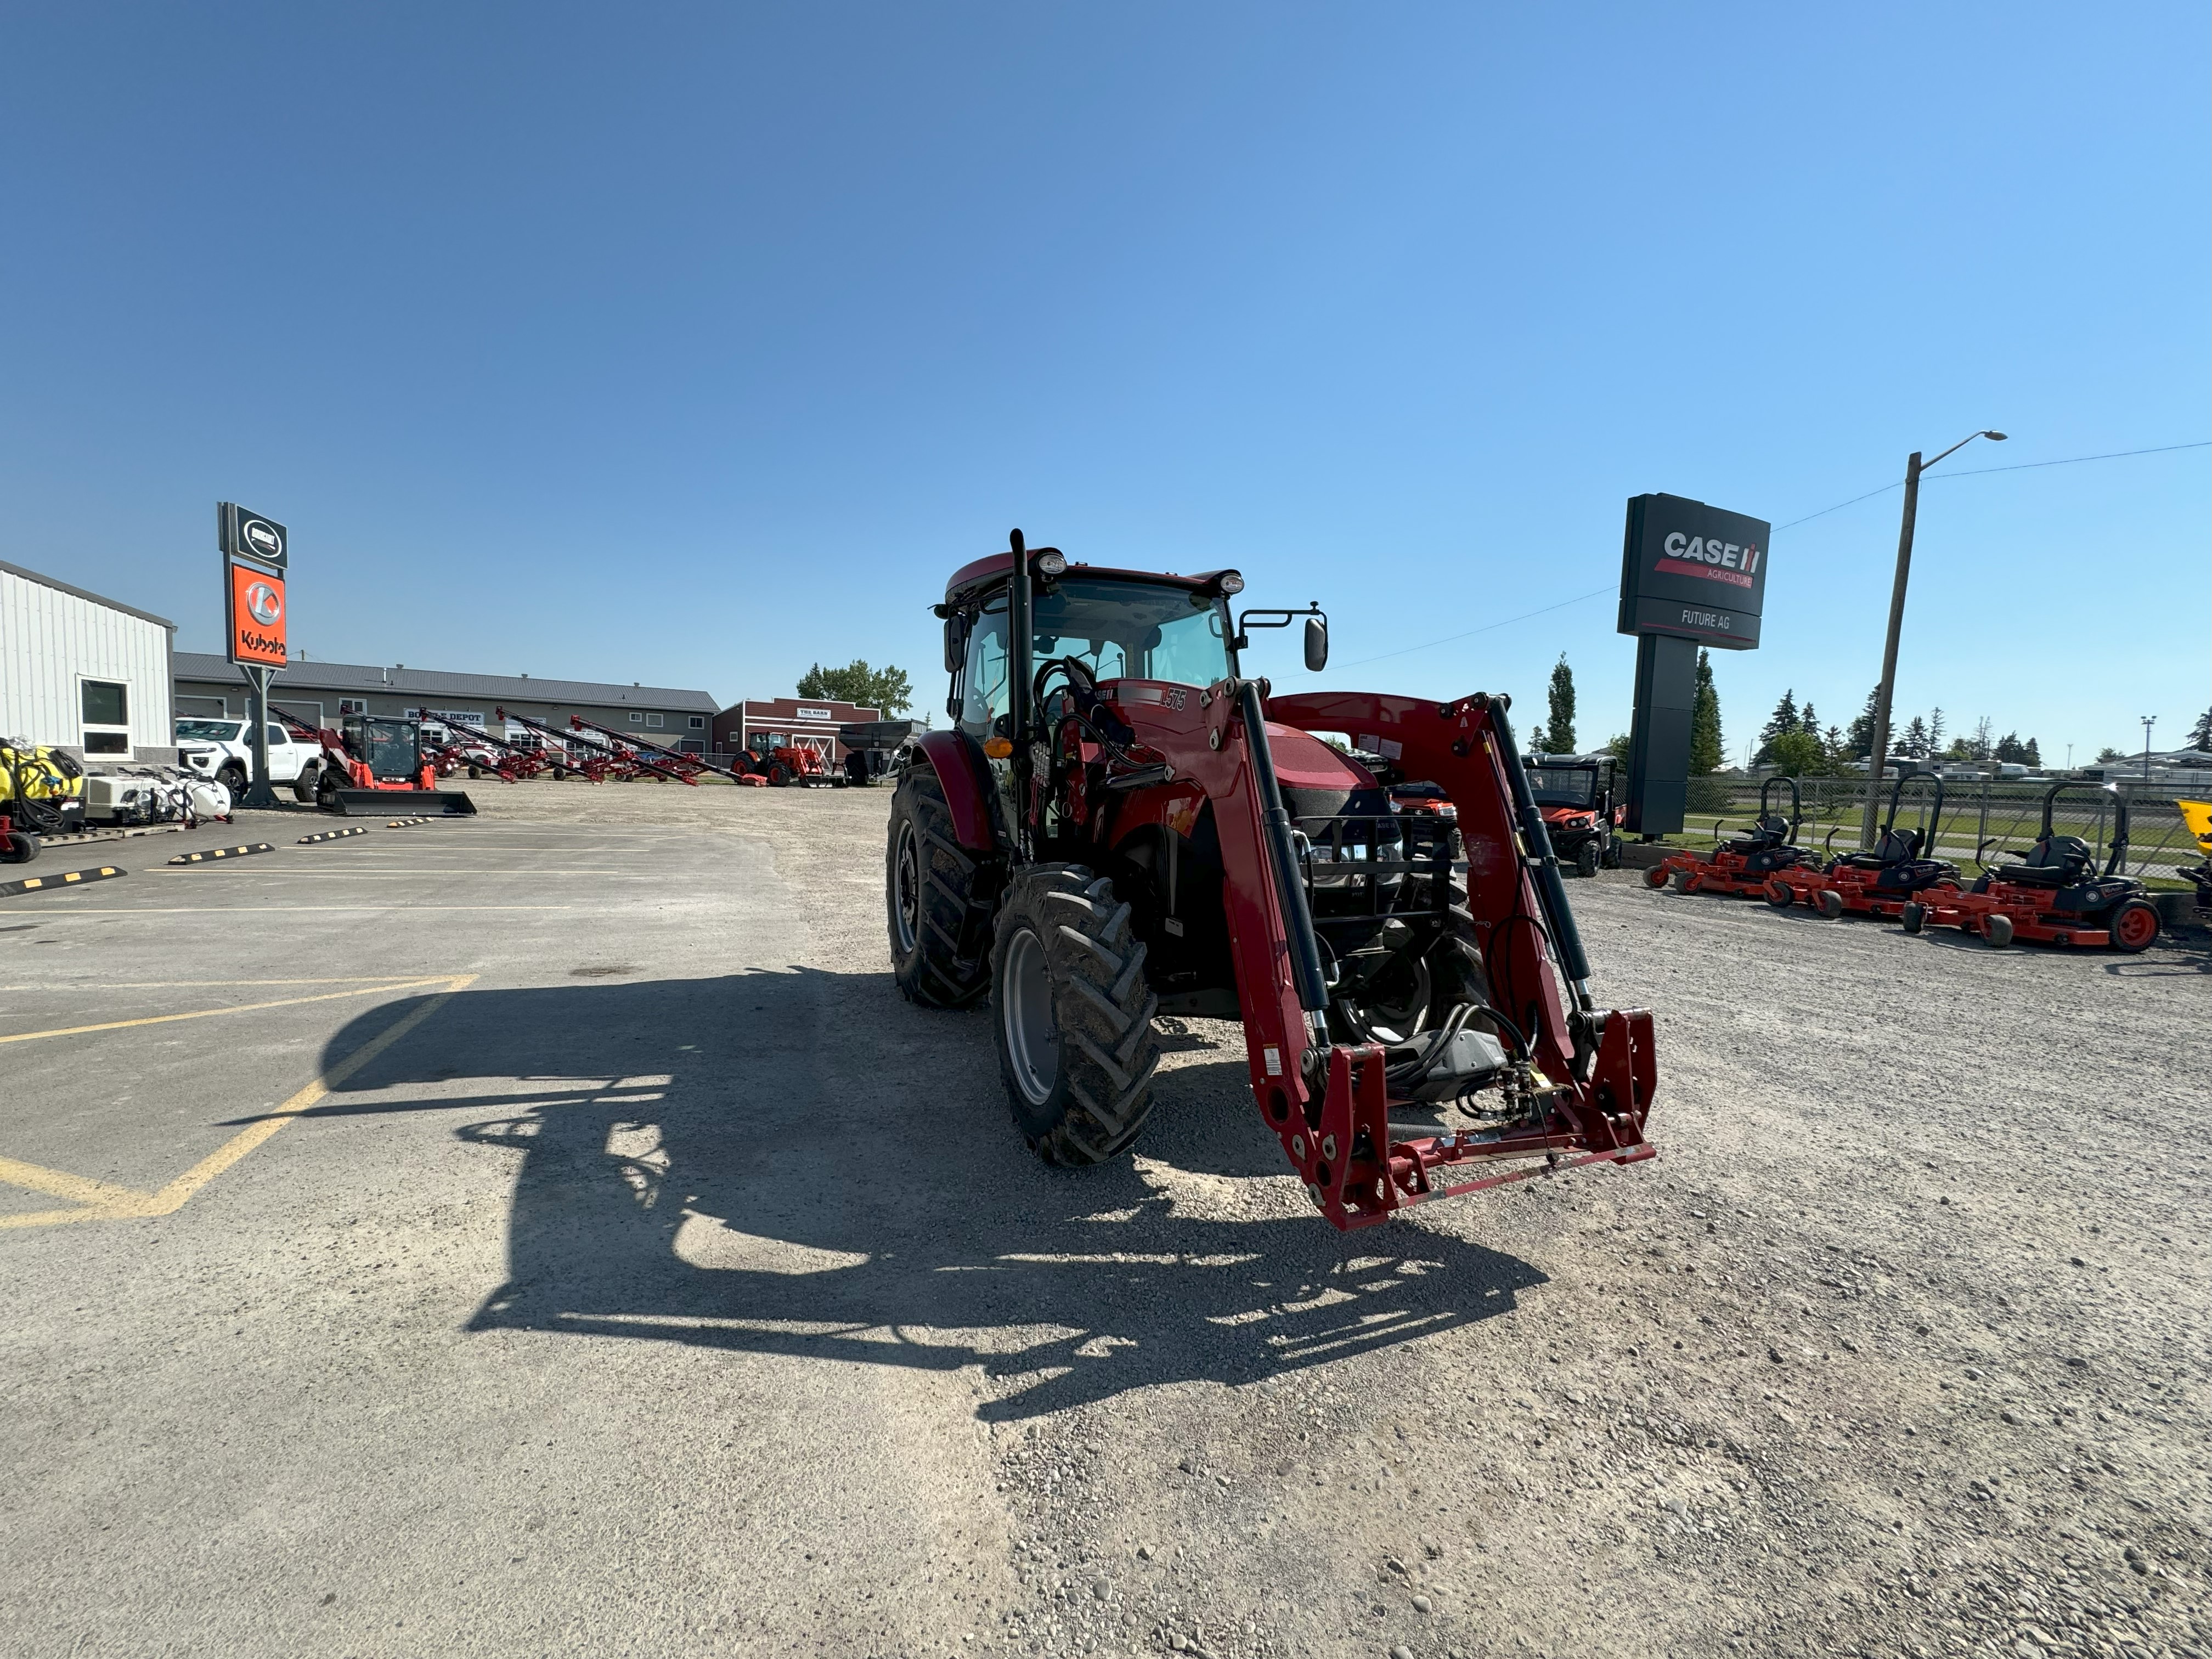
xmin=4 ymin=4 xmax=2205 ymax=759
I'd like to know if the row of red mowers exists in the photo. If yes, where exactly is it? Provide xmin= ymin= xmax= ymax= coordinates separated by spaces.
xmin=1648 ymin=771 xmax=2163 ymax=953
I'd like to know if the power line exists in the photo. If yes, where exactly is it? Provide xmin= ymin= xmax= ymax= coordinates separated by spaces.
xmin=1342 ymin=438 xmax=2208 ymax=670
xmin=1774 ymin=439 xmax=2209 ymax=532
xmin=1340 ymin=584 xmax=1615 ymax=668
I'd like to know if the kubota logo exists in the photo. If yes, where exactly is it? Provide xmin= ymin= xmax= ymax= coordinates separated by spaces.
xmin=245 ymin=582 xmax=283 ymax=625
xmin=242 ymin=518 xmax=283 ymax=558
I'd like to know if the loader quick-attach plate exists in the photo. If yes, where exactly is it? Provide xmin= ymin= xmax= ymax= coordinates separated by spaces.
xmin=329 ymin=789 xmax=476 ymax=817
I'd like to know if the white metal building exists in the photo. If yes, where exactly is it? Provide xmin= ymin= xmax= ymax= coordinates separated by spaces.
xmin=1 ymin=559 xmax=176 ymax=760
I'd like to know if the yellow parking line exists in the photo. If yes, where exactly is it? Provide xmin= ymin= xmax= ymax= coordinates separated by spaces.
xmin=0 ymin=978 xmax=460 ymax=1045
xmin=0 ymin=974 xmax=476 ymax=1231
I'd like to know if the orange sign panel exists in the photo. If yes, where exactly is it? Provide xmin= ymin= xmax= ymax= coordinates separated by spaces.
xmin=228 ymin=561 xmax=288 ymax=667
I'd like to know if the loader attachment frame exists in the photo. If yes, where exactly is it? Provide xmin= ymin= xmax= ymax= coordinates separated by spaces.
xmin=1105 ymin=680 xmax=1654 ymax=1229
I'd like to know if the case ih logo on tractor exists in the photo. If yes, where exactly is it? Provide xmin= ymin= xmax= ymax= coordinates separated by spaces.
xmin=885 ymin=531 xmax=1657 ymax=1231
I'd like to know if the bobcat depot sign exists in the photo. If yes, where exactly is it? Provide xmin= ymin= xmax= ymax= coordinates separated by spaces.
xmin=1616 ymin=493 xmax=1770 ymax=649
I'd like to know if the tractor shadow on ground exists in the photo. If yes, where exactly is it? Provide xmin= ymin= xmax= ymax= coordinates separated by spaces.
xmin=312 ymin=971 xmax=1548 ymax=1421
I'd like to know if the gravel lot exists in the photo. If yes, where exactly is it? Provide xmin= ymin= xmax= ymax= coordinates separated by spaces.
xmin=5 ymin=777 xmax=2206 ymax=1658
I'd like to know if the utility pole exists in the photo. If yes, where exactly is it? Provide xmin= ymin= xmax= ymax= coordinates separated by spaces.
xmin=1860 ymin=430 xmax=2006 ymax=846
xmin=2141 ymin=715 xmax=2156 ymax=780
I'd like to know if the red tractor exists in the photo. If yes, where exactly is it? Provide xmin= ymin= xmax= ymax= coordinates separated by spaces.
xmin=741 ymin=733 xmax=833 ymax=787
xmin=884 ymin=534 xmax=1656 ymax=1232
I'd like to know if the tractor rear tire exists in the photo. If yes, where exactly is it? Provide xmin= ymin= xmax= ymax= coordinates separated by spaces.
xmin=1900 ymin=902 xmax=1925 ymax=934
xmin=1574 ymin=840 xmax=1600 ymax=879
xmin=991 ymin=864 xmax=1160 ymax=1166
xmin=2108 ymin=898 xmax=2159 ymax=953
xmin=886 ymin=766 xmax=995 ymax=1009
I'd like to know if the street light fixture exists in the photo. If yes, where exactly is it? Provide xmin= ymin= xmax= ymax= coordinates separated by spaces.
xmin=1859 ymin=430 xmax=2007 ymax=845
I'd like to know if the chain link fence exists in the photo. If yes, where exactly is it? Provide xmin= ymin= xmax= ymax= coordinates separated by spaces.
xmin=1681 ymin=775 xmax=2205 ymax=884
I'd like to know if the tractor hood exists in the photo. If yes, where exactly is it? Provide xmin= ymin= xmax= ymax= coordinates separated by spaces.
xmin=1268 ymin=723 xmax=1389 ymax=822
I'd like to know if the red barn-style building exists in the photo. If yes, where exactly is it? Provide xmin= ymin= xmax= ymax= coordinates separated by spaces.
xmin=712 ymin=696 xmax=880 ymax=769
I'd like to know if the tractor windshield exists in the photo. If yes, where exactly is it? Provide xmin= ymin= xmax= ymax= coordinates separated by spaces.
xmin=962 ymin=578 xmax=1231 ymax=734
xmin=1526 ymin=765 xmax=1598 ymax=807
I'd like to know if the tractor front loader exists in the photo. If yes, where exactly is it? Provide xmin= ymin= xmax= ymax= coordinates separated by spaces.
xmin=885 ymin=533 xmax=1656 ymax=1232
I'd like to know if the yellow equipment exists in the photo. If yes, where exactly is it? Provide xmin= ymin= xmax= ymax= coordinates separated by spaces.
xmin=1 ymin=741 xmax=86 ymax=861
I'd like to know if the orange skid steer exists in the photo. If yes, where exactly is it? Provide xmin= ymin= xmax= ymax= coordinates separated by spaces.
xmin=885 ymin=534 xmax=1656 ymax=1231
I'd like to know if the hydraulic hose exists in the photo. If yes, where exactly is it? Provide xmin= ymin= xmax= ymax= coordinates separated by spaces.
xmin=1236 ymin=679 xmax=1330 ymax=1015
xmin=1482 ymin=696 xmax=1594 ymax=1005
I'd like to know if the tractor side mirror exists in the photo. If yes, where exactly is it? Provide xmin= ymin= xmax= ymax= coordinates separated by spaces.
xmin=1304 ymin=613 xmax=1329 ymax=672
xmin=943 ymin=613 xmax=969 ymax=674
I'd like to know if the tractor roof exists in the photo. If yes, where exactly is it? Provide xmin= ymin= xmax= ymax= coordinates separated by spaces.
xmin=942 ymin=554 xmax=1235 ymax=609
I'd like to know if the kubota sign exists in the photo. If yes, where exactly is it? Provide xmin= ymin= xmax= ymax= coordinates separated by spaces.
xmin=1617 ymin=493 xmax=1771 ymax=650
xmin=228 ymin=561 xmax=288 ymax=667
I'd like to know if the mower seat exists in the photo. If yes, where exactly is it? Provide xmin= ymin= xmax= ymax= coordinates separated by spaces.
xmin=1725 ymin=814 xmax=1790 ymax=856
xmin=1836 ymin=827 xmax=1921 ymax=870
xmin=1996 ymin=835 xmax=2094 ymax=888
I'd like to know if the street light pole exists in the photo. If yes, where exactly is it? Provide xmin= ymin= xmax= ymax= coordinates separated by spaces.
xmin=2141 ymin=715 xmax=2156 ymax=780
xmin=1859 ymin=429 xmax=2006 ymax=846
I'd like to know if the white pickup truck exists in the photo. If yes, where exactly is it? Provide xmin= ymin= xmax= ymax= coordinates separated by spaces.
xmin=174 ymin=718 xmax=328 ymax=802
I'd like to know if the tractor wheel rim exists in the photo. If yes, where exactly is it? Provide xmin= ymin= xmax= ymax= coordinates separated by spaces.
xmin=1001 ymin=926 xmax=1057 ymax=1105
xmin=892 ymin=821 xmax=921 ymax=953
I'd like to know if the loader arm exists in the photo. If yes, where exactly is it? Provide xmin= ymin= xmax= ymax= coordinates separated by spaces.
xmin=1106 ymin=680 xmax=1655 ymax=1229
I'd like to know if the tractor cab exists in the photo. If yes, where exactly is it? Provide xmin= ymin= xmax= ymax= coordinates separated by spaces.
xmin=341 ymin=715 xmax=427 ymax=785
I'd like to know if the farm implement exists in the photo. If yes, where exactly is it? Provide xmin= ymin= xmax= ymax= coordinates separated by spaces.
xmin=885 ymin=532 xmax=1656 ymax=1232
xmin=1900 ymin=780 xmax=2161 ymax=952
xmin=494 ymin=708 xmax=695 ymax=785
xmin=271 ymin=707 xmax=476 ymax=816
xmin=421 ymin=715 xmax=567 ymax=782
xmin=1645 ymin=776 xmax=1814 ymax=898
xmin=1762 ymin=768 xmax=1957 ymax=920
xmin=565 ymin=714 xmax=755 ymax=786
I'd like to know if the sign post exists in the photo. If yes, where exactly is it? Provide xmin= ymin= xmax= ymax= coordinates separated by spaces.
xmin=1616 ymin=493 xmax=1769 ymax=836
xmin=219 ymin=503 xmax=290 ymax=809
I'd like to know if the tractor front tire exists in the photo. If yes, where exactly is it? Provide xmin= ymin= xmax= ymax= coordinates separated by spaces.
xmin=768 ymin=763 xmax=792 ymax=787
xmin=1574 ymin=840 xmax=1601 ymax=879
xmin=992 ymin=864 xmax=1161 ymax=1166
xmin=886 ymin=767 xmax=994 ymax=1008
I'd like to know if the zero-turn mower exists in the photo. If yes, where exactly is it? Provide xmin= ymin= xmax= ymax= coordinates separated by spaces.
xmin=1645 ymin=775 xmax=1813 ymax=898
xmin=884 ymin=533 xmax=1656 ymax=1232
xmin=1764 ymin=767 xmax=1957 ymax=920
xmin=1902 ymin=780 xmax=2161 ymax=952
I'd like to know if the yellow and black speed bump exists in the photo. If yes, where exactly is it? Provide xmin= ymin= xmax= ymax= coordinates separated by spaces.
xmin=386 ymin=817 xmax=432 ymax=828
xmin=167 ymin=843 xmax=277 ymax=866
xmin=2 ymin=865 xmax=126 ymax=899
xmin=298 ymin=827 xmax=370 ymax=844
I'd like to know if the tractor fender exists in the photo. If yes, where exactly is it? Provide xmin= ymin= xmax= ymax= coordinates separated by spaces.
xmin=908 ymin=730 xmax=1001 ymax=852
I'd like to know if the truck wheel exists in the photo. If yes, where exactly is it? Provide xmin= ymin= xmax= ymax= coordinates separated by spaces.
xmin=2108 ymin=898 xmax=2159 ymax=953
xmin=292 ymin=763 xmax=319 ymax=803
xmin=218 ymin=763 xmax=248 ymax=802
xmin=886 ymin=767 xmax=994 ymax=1008
xmin=1575 ymin=840 xmax=1601 ymax=879
xmin=991 ymin=864 xmax=1160 ymax=1165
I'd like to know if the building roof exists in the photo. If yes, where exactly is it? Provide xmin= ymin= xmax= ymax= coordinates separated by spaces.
xmin=0 ymin=558 xmax=177 ymax=630
xmin=173 ymin=651 xmax=718 ymax=713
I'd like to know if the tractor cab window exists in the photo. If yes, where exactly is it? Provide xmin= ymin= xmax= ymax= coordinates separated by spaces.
xmin=1526 ymin=766 xmax=1599 ymax=808
xmin=960 ymin=578 xmax=1231 ymax=740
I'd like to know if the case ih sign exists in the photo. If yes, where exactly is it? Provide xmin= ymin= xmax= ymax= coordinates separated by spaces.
xmin=1616 ymin=493 xmax=1771 ymax=649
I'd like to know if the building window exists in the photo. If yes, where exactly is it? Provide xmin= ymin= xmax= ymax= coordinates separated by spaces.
xmin=81 ymin=679 xmax=129 ymax=754
xmin=176 ymin=695 xmax=229 ymax=720
xmin=689 ymin=715 xmax=706 ymax=730
xmin=646 ymin=713 xmax=663 ymax=729
xmin=629 ymin=712 xmax=644 ymax=724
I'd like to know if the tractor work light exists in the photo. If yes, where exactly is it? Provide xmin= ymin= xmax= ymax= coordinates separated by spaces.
xmin=1215 ymin=571 xmax=1245 ymax=595
xmin=1035 ymin=549 xmax=1068 ymax=577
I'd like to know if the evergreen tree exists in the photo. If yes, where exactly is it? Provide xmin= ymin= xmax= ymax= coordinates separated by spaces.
xmin=2095 ymin=746 xmax=2125 ymax=764
xmin=1767 ymin=728 xmax=1826 ymax=776
xmin=1753 ymin=689 xmax=1801 ymax=765
xmin=1927 ymin=708 xmax=1946 ymax=752
xmin=1689 ymin=649 xmax=1724 ymax=775
xmin=1846 ymin=686 xmax=1881 ymax=760
xmin=1822 ymin=724 xmax=1846 ymax=767
xmin=1969 ymin=716 xmax=1995 ymax=761
xmin=2190 ymin=707 xmax=2212 ymax=751
xmin=1901 ymin=715 xmax=1930 ymax=758
xmin=1798 ymin=701 xmax=1819 ymax=740
xmin=2023 ymin=737 xmax=2041 ymax=768
xmin=1527 ymin=721 xmax=1549 ymax=754
xmin=1545 ymin=654 xmax=1577 ymax=754
xmin=1995 ymin=732 xmax=2029 ymax=764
